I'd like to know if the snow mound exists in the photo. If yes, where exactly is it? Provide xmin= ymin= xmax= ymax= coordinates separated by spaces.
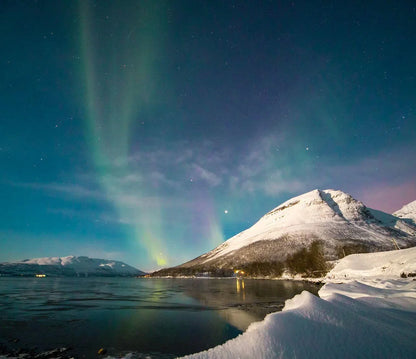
xmin=326 ymin=246 xmax=416 ymax=281
xmin=181 ymin=248 xmax=416 ymax=359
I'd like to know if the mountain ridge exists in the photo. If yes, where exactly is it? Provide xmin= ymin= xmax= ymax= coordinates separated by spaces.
xmin=153 ymin=189 xmax=416 ymax=277
xmin=394 ymin=200 xmax=416 ymax=225
xmin=0 ymin=255 xmax=145 ymax=277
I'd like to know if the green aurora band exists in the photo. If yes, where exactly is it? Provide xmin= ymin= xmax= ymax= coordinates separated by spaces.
xmin=78 ymin=1 xmax=169 ymax=266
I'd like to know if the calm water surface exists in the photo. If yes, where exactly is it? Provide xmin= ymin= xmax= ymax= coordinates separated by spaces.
xmin=0 ymin=277 xmax=320 ymax=358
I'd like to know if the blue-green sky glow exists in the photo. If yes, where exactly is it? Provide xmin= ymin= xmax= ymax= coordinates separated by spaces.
xmin=1 ymin=1 xmax=415 ymax=270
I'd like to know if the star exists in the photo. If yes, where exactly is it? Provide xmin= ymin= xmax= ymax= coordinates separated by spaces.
xmin=224 ymin=210 xmax=228 ymax=214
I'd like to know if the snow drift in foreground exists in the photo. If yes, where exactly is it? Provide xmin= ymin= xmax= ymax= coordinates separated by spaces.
xmin=180 ymin=247 xmax=416 ymax=359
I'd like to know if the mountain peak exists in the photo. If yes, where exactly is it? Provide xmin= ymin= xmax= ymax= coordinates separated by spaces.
xmin=394 ymin=200 xmax=416 ymax=225
xmin=263 ymin=189 xmax=368 ymax=225
xmin=171 ymin=189 xmax=416 ymax=273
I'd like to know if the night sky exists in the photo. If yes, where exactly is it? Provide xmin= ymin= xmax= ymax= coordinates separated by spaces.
xmin=1 ymin=1 xmax=415 ymax=270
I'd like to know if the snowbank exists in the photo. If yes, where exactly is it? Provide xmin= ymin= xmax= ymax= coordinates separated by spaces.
xmin=181 ymin=248 xmax=416 ymax=359
xmin=326 ymin=246 xmax=416 ymax=281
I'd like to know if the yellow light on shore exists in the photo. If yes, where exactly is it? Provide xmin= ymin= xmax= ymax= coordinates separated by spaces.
xmin=35 ymin=274 xmax=46 ymax=278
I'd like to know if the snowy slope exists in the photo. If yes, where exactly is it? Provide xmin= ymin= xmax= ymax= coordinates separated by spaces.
xmin=325 ymin=246 xmax=416 ymax=281
xmin=394 ymin=200 xmax=416 ymax=225
xmin=173 ymin=189 xmax=416 ymax=272
xmin=0 ymin=256 xmax=145 ymax=276
xmin=205 ymin=189 xmax=414 ymax=260
xmin=180 ymin=248 xmax=416 ymax=359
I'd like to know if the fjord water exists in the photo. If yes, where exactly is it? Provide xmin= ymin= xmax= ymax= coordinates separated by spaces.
xmin=0 ymin=277 xmax=320 ymax=358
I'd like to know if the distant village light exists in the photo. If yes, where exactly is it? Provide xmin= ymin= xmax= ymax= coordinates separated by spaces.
xmin=234 ymin=269 xmax=246 ymax=276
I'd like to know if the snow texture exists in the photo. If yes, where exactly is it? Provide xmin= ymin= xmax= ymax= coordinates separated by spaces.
xmin=180 ymin=247 xmax=416 ymax=359
xmin=0 ymin=256 xmax=144 ymax=276
xmin=394 ymin=200 xmax=416 ymax=225
xmin=325 ymin=246 xmax=416 ymax=281
xmin=198 ymin=189 xmax=416 ymax=264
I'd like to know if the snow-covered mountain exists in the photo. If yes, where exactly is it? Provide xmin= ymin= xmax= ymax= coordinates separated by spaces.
xmin=0 ymin=256 xmax=145 ymax=277
xmin=393 ymin=200 xmax=416 ymax=226
xmin=155 ymin=189 xmax=416 ymax=277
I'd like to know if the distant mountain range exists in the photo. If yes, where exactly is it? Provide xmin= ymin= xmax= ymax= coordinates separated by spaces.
xmin=154 ymin=189 xmax=416 ymax=278
xmin=0 ymin=256 xmax=145 ymax=277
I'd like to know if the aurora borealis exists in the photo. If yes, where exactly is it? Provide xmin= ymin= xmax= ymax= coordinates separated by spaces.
xmin=79 ymin=1 xmax=171 ymax=266
xmin=1 ymin=1 xmax=415 ymax=270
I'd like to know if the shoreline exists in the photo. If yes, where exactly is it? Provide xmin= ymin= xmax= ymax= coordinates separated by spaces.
xmin=141 ymin=275 xmax=326 ymax=284
xmin=179 ymin=247 xmax=416 ymax=358
xmin=4 ymin=277 xmax=412 ymax=359
xmin=2 ymin=248 xmax=415 ymax=359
